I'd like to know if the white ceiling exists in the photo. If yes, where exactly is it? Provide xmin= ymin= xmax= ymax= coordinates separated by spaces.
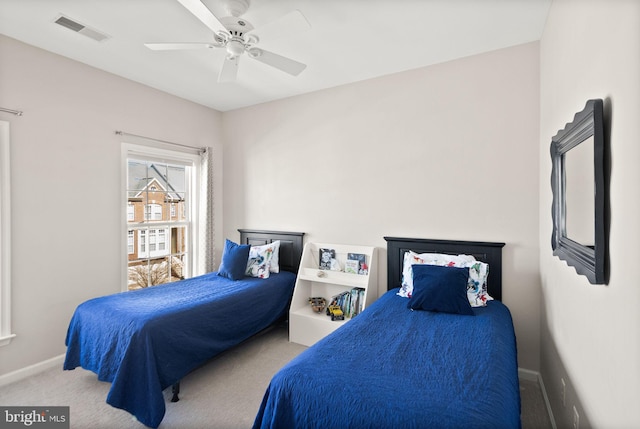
xmin=0 ymin=0 xmax=551 ymax=112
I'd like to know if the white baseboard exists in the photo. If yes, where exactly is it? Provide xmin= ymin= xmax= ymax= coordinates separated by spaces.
xmin=518 ymin=367 xmax=557 ymax=429
xmin=0 ymin=354 xmax=65 ymax=387
xmin=518 ymin=367 xmax=539 ymax=382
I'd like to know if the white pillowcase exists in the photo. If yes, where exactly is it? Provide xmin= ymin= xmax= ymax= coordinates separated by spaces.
xmin=267 ymin=240 xmax=281 ymax=273
xmin=398 ymin=251 xmax=493 ymax=307
xmin=245 ymin=241 xmax=281 ymax=279
xmin=399 ymin=251 xmax=476 ymax=297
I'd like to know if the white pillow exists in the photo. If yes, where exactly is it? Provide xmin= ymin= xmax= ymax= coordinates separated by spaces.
xmin=245 ymin=241 xmax=280 ymax=278
xmin=399 ymin=251 xmax=476 ymax=297
xmin=267 ymin=241 xmax=281 ymax=273
xmin=464 ymin=260 xmax=492 ymax=307
xmin=398 ymin=251 xmax=492 ymax=307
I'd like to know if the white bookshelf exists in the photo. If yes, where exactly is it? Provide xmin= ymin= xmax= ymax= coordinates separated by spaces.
xmin=289 ymin=242 xmax=378 ymax=347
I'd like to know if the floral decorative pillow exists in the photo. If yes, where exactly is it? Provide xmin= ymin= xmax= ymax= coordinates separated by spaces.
xmin=399 ymin=251 xmax=476 ymax=296
xmin=398 ymin=251 xmax=492 ymax=307
xmin=464 ymin=260 xmax=492 ymax=307
xmin=246 ymin=242 xmax=277 ymax=279
xmin=266 ymin=241 xmax=281 ymax=273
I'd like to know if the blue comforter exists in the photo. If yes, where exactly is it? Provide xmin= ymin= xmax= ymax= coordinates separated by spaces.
xmin=64 ymin=271 xmax=296 ymax=428
xmin=253 ymin=288 xmax=521 ymax=429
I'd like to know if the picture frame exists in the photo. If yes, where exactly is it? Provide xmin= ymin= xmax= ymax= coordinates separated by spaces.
xmin=347 ymin=253 xmax=367 ymax=275
xmin=344 ymin=259 xmax=359 ymax=274
xmin=319 ymin=248 xmax=335 ymax=270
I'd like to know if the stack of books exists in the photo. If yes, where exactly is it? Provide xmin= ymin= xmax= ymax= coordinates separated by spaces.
xmin=330 ymin=288 xmax=365 ymax=319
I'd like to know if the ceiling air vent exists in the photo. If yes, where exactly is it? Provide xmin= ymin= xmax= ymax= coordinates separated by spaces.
xmin=54 ymin=14 xmax=110 ymax=42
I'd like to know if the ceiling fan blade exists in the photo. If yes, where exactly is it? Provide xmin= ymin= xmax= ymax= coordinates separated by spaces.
xmin=218 ymin=56 xmax=239 ymax=83
xmin=144 ymin=43 xmax=215 ymax=50
xmin=249 ymin=49 xmax=306 ymax=76
xmin=176 ymin=0 xmax=227 ymax=34
xmin=250 ymin=10 xmax=311 ymax=39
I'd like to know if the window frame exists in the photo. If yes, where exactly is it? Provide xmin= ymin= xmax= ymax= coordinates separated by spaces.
xmin=0 ymin=121 xmax=14 ymax=346
xmin=121 ymin=143 xmax=201 ymax=291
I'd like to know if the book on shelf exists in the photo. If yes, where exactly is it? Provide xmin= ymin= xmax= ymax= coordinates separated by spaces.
xmin=344 ymin=259 xmax=359 ymax=274
xmin=319 ymin=248 xmax=336 ymax=270
xmin=347 ymin=253 xmax=368 ymax=275
xmin=350 ymin=288 xmax=359 ymax=317
xmin=329 ymin=288 xmax=365 ymax=319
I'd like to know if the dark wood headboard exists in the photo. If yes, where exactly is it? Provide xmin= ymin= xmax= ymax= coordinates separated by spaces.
xmin=238 ymin=229 xmax=305 ymax=274
xmin=383 ymin=237 xmax=505 ymax=301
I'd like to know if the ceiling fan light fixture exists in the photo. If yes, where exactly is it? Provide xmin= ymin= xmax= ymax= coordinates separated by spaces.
xmin=226 ymin=39 xmax=245 ymax=57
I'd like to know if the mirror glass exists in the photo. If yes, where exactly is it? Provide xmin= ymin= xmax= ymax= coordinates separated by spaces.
xmin=564 ymin=136 xmax=595 ymax=247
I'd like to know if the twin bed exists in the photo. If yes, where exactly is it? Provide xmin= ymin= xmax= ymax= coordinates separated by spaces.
xmin=64 ymin=229 xmax=304 ymax=428
xmin=64 ymin=232 xmax=520 ymax=428
xmin=252 ymin=237 xmax=520 ymax=429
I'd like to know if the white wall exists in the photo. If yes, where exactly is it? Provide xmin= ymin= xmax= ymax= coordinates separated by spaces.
xmin=539 ymin=0 xmax=640 ymax=427
xmin=0 ymin=35 xmax=224 ymax=377
xmin=223 ymin=42 xmax=542 ymax=371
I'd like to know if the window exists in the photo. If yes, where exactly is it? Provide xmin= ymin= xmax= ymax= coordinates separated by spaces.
xmin=123 ymin=144 xmax=201 ymax=290
xmin=144 ymin=203 xmax=163 ymax=221
xmin=137 ymin=227 xmax=170 ymax=258
xmin=127 ymin=230 xmax=135 ymax=254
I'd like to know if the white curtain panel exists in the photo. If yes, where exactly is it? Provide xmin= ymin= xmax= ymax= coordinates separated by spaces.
xmin=198 ymin=147 xmax=215 ymax=274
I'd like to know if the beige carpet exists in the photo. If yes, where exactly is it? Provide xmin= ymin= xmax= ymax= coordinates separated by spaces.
xmin=0 ymin=323 xmax=552 ymax=428
xmin=0 ymin=324 xmax=306 ymax=429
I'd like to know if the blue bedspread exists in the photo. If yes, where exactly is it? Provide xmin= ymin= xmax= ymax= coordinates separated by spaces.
xmin=64 ymin=271 xmax=296 ymax=428
xmin=253 ymin=288 xmax=521 ymax=429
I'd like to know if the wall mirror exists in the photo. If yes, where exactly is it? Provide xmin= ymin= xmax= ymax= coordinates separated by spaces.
xmin=550 ymin=99 xmax=607 ymax=284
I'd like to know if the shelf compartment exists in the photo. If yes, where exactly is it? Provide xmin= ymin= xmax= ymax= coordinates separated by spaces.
xmin=289 ymin=242 xmax=378 ymax=347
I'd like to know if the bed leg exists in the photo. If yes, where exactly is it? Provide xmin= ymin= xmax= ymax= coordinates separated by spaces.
xmin=171 ymin=382 xmax=180 ymax=402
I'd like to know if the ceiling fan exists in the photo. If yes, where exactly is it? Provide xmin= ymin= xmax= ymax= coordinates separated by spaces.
xmin=145 ymin=0 xmax=309 ymax=83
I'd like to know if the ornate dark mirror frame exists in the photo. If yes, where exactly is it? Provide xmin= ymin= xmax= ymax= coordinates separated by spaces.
xmin=550 ymin=99 xmax=607 ymax=284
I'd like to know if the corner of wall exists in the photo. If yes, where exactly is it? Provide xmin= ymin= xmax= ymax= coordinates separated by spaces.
xmin=540 ymin=322 xmax=592 ymax=428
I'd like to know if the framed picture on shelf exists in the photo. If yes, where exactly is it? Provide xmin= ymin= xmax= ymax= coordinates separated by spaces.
xmin=344 ymin=259 xmax=359 ymax=274
xmin=347 ymin=253 xmax=368 ymax=275
xmin=319 ymin=248 xmax=336 ymax=270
